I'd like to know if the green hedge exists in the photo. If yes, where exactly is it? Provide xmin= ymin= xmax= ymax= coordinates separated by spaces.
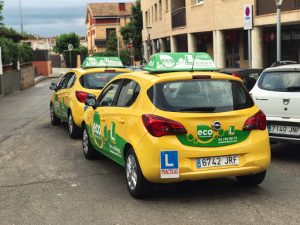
xmin=0 ymin=37 xmax=33 ymax=65
xmin=63 ymin=47 xmax=88 ymax=68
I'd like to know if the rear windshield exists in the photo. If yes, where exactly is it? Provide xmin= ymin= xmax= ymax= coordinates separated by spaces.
xmin=148 ymin=80 xmax=254 ymax=113
xmin=258 ymin=71 xmax=300 ymax=92
xmin=79 ymin=72 xmax=122 ymax=90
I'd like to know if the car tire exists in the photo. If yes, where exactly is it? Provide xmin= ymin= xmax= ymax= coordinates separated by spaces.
xmin=50 ymin=104 xmax=60 ymax=126
xmin=68 ymin=112 xmax=82 ymax=139
xmin=125 ymin=148 xmax=152 ymax=198
xmin=82 ymin=125 xmax=98 ymax=160
xmin=236 ymin=171 xmax=266 ymax=187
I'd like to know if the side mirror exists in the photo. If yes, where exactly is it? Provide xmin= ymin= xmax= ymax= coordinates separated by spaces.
xmin=49 ymin=82 xmax=58 ymax=91
xmin=84 ymin=95 xmax=97 ymax=109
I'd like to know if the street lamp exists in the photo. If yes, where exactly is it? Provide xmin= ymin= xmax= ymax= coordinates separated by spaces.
xmin=275 ymin=0 xmax=283 ymax=62
xmin=18 ymin=0 xmax=24 ymax=33
xmin=146 ymin=26 xmax=152 ymax=61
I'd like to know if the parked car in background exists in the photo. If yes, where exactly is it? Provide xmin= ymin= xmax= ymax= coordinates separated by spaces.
xmin=219 ymin=68 xmax=262 ymax=91
xmin=270 ymin=60 xmax=298 ymax=67
xmin=250 ymin=64 xmax=300 ymax=143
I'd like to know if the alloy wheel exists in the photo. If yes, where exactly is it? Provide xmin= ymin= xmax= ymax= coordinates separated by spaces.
xmin=126 ymin=154 xmax=138 ymax=191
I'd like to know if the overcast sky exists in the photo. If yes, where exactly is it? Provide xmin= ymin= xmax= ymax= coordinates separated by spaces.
xmin=3 ymin=0 xmax=134 ymax=37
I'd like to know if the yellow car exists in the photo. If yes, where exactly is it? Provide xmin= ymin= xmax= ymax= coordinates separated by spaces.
xmin=49 ymin=57 xmax=130 ymax=138
xmin=82 ymin=53 xmax=271 ymax=198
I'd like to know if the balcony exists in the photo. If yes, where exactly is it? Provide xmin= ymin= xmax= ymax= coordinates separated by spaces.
xmin=172 ymin=7 xmax=186 ymax=29
xmin=94 ymin=39 xmax=106 ymax=47
xmin=256 ymin=0 xmax=300 ymax=15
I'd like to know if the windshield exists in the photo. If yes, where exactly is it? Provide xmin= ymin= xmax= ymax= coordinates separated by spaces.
xmin=79 ymin=72 xmax=122 ymax=90
xmin=258 ymin=71 xmax=300 ymax=92
xmin=148 ymin=80 xmax=254 ymax=113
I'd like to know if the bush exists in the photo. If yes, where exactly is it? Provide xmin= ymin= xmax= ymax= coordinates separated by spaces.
xmin=63 ymin=47 xmax=88 ymax=68
xmin=19 ymin=44 xmax=33 ymax=63
xmin=0 ymin=37 xmax=18 ymax=65
xmin=0 ymin=37 xmax=34 ymax=65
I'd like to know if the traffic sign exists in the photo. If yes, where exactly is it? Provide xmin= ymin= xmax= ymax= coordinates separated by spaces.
xmin=68 ymin=44 xmax=74 ymax=51
xmin=127 ymin=43 xmax=133 ymax=49
xmin=244 ymin=4 xmax=253 ymax=30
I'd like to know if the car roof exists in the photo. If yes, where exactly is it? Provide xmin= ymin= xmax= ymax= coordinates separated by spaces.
xmin=113 ymin=71 xmax=242 ymax=85
xmin=69 ymin=68 xmax=131 ymax=76
xmin=263 ymin=64 xmax=300 ymax=72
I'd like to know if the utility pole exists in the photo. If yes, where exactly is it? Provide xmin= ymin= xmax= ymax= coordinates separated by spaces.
xmin=275 ymin=0 xmax=283 ymax=62
xmin=18 ymin=0 xmax=24 ymax=33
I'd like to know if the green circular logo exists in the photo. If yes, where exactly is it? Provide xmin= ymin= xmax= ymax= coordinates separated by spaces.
xmin=197 ymin=125 xmax=214 ymax=142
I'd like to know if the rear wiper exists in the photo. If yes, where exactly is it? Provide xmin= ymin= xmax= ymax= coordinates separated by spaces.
xmin=178 ymin=107 xmax=216 ymax=112
xmin=286 ymin=86 xmax=300 ymax=91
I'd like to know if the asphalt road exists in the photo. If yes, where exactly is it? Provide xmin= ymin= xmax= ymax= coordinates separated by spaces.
xmin=0 ymin=80 xmax=299 ymax=225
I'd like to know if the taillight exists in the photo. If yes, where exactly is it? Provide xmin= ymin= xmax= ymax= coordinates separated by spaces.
xmin=75 ymin=91 xmax=90 ymax=103
xmin=243 ymin=110 xmax=266 ymax=131
xmin=232 ymin=73 xmax=240 ymax=78
xmin=142 ymin=114 xmax=187 ymax=137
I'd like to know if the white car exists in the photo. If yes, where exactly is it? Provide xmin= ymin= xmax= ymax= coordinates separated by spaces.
xmin=250 ymin=64 xmax=300 ymax=143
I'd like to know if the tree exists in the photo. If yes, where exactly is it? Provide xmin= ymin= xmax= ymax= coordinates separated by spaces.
xmin=53 ymin=33 xmax=80 ymax=54
xmin=0 ymin=0 xmax=3 ymax=25
xmin=120 ymin=0 xmax=143 ymax=60
xmin=106 ymin=31 xmax=118 ymax=53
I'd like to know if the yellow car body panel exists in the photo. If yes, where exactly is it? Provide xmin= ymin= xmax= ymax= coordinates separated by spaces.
xmin=83 ymin=71 xmax=271 ymax=183
xmin=50 ymin=68 xmax=130 ymax=127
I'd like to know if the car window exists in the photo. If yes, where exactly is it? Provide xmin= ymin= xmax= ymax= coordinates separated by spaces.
xmin=98 ymin=80 xmax=123 ymax=107
xmin=58 ymin=73 xmax=72 ymax=90
xmin=80 ymin=72 xmax=122 ymax=90
xmin=117 ymin=79 xmax=140 ymax=107
xmin=66 ymin=73 xmax=76 ymax=88
xmin=258 ymin=71 xmax=300 ymax=92
xmin=148 ymin=80 xmax=253 ymax=113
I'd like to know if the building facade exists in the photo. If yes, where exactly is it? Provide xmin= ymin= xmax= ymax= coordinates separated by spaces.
xmin=86 ymin=2 xmax=134 ymax=53
xmin=141 ymin=0 xmax=300 ymax=68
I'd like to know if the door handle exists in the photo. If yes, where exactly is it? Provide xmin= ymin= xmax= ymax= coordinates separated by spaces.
xmin=118 ymin=119 xmax=125 ymax=124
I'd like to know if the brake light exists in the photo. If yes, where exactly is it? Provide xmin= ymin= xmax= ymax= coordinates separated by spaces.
xmin=192 ymin=75 xmax=211 ymax=79
xmin=104 ymin=69 xmax=116 ymax=73
xmin=232 ymin=73 xmax=240 ymax=78
xmin=142 ymin=114 xmax=187 ymax=137
xmin=75 ymin=91 xmax=90 ymax=103
xmin=243 ymin=110 xmax=266 ymax=131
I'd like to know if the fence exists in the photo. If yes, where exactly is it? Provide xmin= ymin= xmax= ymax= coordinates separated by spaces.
xmin=0 ymin=63 xmax=34 ymax=96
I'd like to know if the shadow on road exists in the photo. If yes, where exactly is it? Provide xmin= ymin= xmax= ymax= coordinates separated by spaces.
xmin=271 ymin=143 xmax=300 ymax=162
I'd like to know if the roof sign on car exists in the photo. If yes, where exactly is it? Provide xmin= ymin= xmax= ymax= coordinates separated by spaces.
xmin=82 ymin=57 xmax=123 ymax=68
xmin=144 ymin=52 xmax=217 ymax=73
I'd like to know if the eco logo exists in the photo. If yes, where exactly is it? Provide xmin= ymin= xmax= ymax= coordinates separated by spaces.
xmin=159 ymin=55 xmax=176 ymax=68
xmin=93 ymin=112 xmax=103 ymax=147
xmin=197 ymin=125 xmax=214 ymax=142
xmin=89 ymin=58 xmax=98 ymax=66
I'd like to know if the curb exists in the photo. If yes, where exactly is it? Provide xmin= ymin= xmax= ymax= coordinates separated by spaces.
xmin=34 ymin=76 xmax=47 ymax=85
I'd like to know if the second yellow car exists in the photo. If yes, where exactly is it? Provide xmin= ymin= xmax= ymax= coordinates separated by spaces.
xmin=49 ymin=57 xmax=130 ymax=138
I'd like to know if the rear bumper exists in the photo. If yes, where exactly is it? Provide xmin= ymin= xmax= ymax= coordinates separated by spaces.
xmin=267 ymin=119 xmax=300 ymax=143
xmin=136 ymin=131 xmax=271 ymax=183
xmin=270 ymin=135 xmax=300 ymax=143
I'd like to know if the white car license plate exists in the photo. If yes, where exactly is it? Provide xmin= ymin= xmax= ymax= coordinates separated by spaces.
xmin=268 ymin=125 xmax=300 ymax=136
xmin=196 ymin=155 xmax=239 ymax=169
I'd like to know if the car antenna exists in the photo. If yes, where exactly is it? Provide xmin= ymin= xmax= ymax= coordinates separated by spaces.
xmin=191 ymin=52 xmax=197 ymax=72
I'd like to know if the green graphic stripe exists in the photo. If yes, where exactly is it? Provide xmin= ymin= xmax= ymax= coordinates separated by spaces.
xmin=177 ymin=130 xmax=250 ymax=147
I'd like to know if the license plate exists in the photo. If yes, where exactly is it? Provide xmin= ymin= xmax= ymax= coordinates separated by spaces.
xmin=196 ymin=155 xmax=239 ymax=169
xmin=268 ymin=125 xmax=300 ymax=136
